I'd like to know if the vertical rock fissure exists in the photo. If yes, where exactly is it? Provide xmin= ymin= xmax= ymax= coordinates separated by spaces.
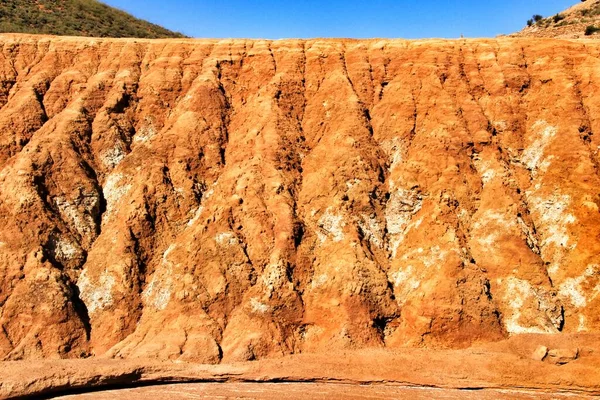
xmin=215 ymin=60 xmax=232 ymax=167
xmin=563 ymin=58 xmax=600 ymax=178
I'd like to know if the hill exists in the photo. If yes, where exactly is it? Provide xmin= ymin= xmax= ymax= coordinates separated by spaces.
xmin=0 ymin=0 xmax=185 ymax=38
xmin=0 ymin=36 xmax=598 ymax=364
xmin=514 ymin=0 xmax=600 ymax=38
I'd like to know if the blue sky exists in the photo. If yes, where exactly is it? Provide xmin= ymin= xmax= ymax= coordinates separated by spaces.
xmin=103 ymin=0 xmax=577 ymax=39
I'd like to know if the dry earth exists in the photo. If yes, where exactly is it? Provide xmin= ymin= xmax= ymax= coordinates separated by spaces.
xmin=0 ymin=32 xmax=600 ymax=397
xmin=51 ymin=382 xmax=599 ymax=400
xmin=2 ymin=334 xmax=600 ymax=398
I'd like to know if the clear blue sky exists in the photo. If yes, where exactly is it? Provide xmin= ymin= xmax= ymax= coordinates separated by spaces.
xmin=103 ymin=0 xmax=577 ymax=39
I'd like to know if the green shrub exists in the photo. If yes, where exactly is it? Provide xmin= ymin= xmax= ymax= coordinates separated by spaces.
xmin=533 ymin=14 xmax=544 ymax=23
xmin=580 ymin=2 xmax=600 ymax=17
xmin=585 ymin=25 xmax=600 ymax=35
xmin=553 ymin=14 xmax=565 ymax=23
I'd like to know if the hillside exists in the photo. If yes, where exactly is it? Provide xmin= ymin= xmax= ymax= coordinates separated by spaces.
xmin=0 ymin=0 xmax=185 ymax=38
xmin=514 ymin=0 xmax=600 ymax=38
xmin=0 ymin=35 xmax=598 ymax=364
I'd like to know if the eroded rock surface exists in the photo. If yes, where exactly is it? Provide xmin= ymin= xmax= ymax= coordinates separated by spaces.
xmin=0 ymin=35 xmax=599 ymax=363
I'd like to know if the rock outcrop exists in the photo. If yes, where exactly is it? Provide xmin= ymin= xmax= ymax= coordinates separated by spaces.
xmin=0 ymin=34 xmax=599 ymax=363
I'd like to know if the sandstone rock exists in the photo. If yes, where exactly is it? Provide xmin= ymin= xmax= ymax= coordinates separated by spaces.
xmin=547 ymin=348 xmax=579 ymax=365
xmin=532 ymin=345 xmax=548 ymax=361
xmin=0 ymin=35 xmax=599 ymax=363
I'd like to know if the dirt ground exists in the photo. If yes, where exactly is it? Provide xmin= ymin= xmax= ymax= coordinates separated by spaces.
xmin=53 ymin=382 xmax=599 ymax=400
xmin=2 ymin=334 xmax=599 ymax=399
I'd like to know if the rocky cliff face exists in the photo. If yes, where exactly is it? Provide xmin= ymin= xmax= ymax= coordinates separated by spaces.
xmin=0 ymin=35 xmax=599 ymax=362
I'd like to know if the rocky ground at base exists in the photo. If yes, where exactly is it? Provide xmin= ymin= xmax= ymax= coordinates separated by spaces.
xmin=1 ymin=334 xmax=599 ymax=399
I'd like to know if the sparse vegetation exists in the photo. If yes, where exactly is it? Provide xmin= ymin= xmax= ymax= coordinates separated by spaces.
xmin=0 ymin=0 xmax=186 ymax=38
xmin=527 ymin=14 xmax=544 ymax=27
xmin=580 ymin=1 xmax=600 ymax=17
xmin=585 ymin=25 xmax=600 ymax=35
xmin=519 ymin=0 xmax=600 ymax=37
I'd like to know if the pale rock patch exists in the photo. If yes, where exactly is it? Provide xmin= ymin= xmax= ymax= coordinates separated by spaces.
xmin=101 ymin=144 xmax=126 ymax=169
xmin=311 ymin=273 xmax=329 ymax=289
xmin=579 ymin=315 xmax=588 ymax=332
xmin=133 ymin=120 xmax=157 ymax=144
xmin=345 ymin=179 xmax=361 ymax=190
xmin=521 ymin=121 xmax=557 ymax=173
xmin=472 ymin=210 xmax=517 ymax=230
xmin=472 ymin=210 xmax=516 ymax=250
xmin=531 ymin=345 xmax=548 ymax=361
xmin=539 ymin=155 xmax=555 ymax=175
xmin=143 ymin=245 xmax=178 ymax=311
xmin=559 ymin=278 xmax=587 ymax=308
xmin=54 ymin=194 xmax=99 ymax=242
xmin=517 ymin=216 xmax=541 ymax=254
xmin=558 ymin=264 xmax=599 ymax=309
xmin=385 ymin=188 xmax=422 ymax=257
xmin=477 ymin=232 xmax=498 ymax=248
xmin=420 ymin=245 xmax=450 ymax=269
xmin=215 ymin=232 xmax=238 ymax=246
xmin=143 ymin=278 xmax=172 ymax=311
xmin=501 ymin=276 xmax=558 ymax=334
xmin=472 ymin=156 xmax=497 ymax=186
xmin=528 ymin=191 xmax=577 ymax=276
xmin=187 ymin=188 xmax=215 ymax=227
xmin=317 ymin=208 xmax=346 ymax=243
xmin=115 ymin=69 xmax=131 ymax=79
xmin=493 ymin=120 xmax=507 ymax=131
xmin=78 ymin=269 xmax=116 ymax=314
xmin=358 ymin=214 xmax=384 ymax=248
xmin=187 ymin=206 xmax=204 ymax=227
xmin=389 ymin=265 xmax=421 ymax=305
xmin=49 ymin=236 xmax=80 ymax=263
xmin=14 ymin=179 xmax=38 ymax=209
xmin=103 ymin=173 xmax=132 ymax=219
xmin=250 ymin=297 xmax=270 ymax=314
xmin=260 ymin=261 xmax=288 ymax=295
xmin=381 ymin=138 xmax=406 ymax=171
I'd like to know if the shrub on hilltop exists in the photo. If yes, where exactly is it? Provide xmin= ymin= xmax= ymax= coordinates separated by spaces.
xmin=0 ymin=0 xmax=186 ymax=38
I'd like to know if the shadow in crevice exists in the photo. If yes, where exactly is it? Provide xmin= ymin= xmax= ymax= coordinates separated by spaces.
xmin=69 ymin=281 xmax=92 ymax=342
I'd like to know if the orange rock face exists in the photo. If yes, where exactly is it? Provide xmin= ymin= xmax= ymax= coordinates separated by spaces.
xmin=0 ymin=35 xmax=599 ymax=362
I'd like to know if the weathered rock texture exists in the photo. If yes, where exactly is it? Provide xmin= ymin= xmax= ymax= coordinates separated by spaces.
xmin=0 ymin=34 xmax=599 ymax=363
